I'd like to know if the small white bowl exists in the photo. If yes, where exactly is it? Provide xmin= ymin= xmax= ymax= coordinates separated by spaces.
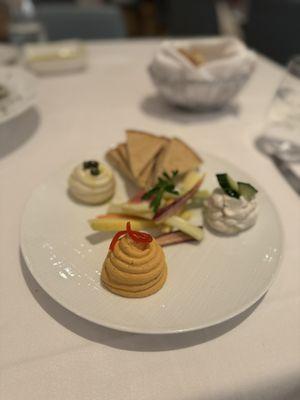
xmin=148 ymin=38 xmax=256 ymax=110
xmin=23 ymin=40 xmax=87 ymax=75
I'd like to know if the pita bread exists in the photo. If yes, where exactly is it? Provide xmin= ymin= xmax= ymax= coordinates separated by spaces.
xmin=126 ymin=130 xmax=166 ymax=178
xmin=178 ymin=48 xmax=205 ymax=66
xmin=106 ymin=148 xmax=135 ymax=183
xmin=117 ymin=143 xmax=129 ymax=165
xmin=137 ymin=158 xmax=156 ymax=188
xmin=146 ymin=154 xmax=161 ymax=188
xmin=155 ymin=138 xmax=202 ymax=179
xmin=153 ymin=142 xmax=169 ymax=180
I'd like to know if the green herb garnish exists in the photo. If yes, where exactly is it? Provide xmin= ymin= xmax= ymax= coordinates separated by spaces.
xmin=142 ymin=170 xmax=179 ymax=213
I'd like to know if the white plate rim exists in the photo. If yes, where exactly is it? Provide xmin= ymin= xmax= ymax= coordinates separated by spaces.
xmin=0 ymin=66 xmax=37 ymax=125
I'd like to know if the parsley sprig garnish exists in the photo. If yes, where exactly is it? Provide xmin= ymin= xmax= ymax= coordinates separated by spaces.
xmin=142 ymin=170 xmax=179 ymax=213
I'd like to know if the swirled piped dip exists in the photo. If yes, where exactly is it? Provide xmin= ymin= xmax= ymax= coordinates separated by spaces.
xmin=68 ymin=160 xmax=115 ymax=204
xmin=204 ymin=174 xmax=258 ymax=234
xmin=101 ymin=225 xmax=167 ymax=298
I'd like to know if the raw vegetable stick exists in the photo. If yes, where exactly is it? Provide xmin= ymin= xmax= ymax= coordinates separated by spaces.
xmin=89 ymin=215 xmax=156 ymax=232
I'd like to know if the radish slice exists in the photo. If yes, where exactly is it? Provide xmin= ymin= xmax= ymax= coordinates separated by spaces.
xmin=154 ymin=176 xmax=204 ymax=223
xmin=156 ymin=230 xmax=200 ymax=246
xmin=129 ymin=190 xmax=147 ymax=203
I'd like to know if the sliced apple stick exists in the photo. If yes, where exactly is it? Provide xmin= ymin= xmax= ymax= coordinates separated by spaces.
xmin=89 ymin=215 xmax=156 ymax=232
xmin=154 ymin=177 xmax=205 ymax=223
xmin=108 ymin=202 xmax=153 ymax=219
xmin=179 ymin=170 xmax=204 ymax=194
xmin=165 ymin=216 xmax=204 ymax=241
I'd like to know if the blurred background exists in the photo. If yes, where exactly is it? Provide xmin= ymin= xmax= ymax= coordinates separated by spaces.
xmin=0 ymin=0 xmax=299 ymax=64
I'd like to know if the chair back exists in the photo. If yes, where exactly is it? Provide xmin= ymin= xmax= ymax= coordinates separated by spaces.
xmin=165 ymin=0 xmax=219 ymax=36
xmin=36 ymin=4 xmax=126 ymax=40
xmin=246 ymin=0 xmax=300 ymax=64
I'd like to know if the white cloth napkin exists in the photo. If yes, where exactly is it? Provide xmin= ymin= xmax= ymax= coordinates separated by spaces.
xmin=151 ymin=37 xmax=256 ymax=82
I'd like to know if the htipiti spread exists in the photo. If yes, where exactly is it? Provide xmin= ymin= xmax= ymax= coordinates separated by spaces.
xmin=101 ymin=222 xmax=167 ymax=298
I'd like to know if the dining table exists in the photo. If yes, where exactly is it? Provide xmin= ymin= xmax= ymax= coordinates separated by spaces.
xmin=0 ymin=39 xmax=299 ymax=400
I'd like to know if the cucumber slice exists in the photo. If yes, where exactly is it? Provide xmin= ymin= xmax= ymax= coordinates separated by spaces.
xmin=238 ymin=182 xmax=258 ymax=201
xmin=216 ymin=173 xmax=240 ymax=198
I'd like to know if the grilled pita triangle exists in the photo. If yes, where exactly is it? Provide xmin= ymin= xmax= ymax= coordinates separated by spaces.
xmin=126 ymin=130 xmax=166 ymax=178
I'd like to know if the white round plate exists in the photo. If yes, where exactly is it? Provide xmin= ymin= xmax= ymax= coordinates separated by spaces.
xmin=21 ymin=154 xmax=283 ymax=334
xmin=0 ymin=67 xmax=36 ymax=125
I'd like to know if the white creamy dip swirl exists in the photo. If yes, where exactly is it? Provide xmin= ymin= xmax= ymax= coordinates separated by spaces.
xmin=204 ymin=188 xmax=258 ymax=234
xmin=68 ymin=161 xmax=115 ymax=204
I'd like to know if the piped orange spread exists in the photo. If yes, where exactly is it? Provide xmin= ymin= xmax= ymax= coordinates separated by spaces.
xmin=101 ymin=223 xmax=167 ymax=298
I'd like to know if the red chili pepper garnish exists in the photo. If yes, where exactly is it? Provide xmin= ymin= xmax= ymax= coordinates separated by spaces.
xmin=109 ymin=222 xmax=153 ymax=252
xmin=130 ymin=231 xmax=152 ymax=242
xmin=109 ymin=230 xmax=126 ymax=251
xmin=126 ymin=222 xmax=153 ymax=244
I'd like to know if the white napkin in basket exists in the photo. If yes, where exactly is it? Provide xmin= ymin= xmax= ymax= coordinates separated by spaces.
xmin=151 ymin=37 xmax=256 ymax=82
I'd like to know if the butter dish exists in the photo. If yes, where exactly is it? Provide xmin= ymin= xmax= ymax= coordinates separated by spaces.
xmin=23 ymin=40 xmax=87 ymax=75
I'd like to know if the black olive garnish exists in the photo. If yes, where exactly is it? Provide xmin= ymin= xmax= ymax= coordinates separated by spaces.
xmin=83 ymin=160 xmax=99 ymax=169
xmin=90 ymin=167 xmax=100 ymax=176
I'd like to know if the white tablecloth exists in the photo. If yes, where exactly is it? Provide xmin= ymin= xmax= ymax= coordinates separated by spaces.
xmin=1 ymin=41 xmax=299 ymax=400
